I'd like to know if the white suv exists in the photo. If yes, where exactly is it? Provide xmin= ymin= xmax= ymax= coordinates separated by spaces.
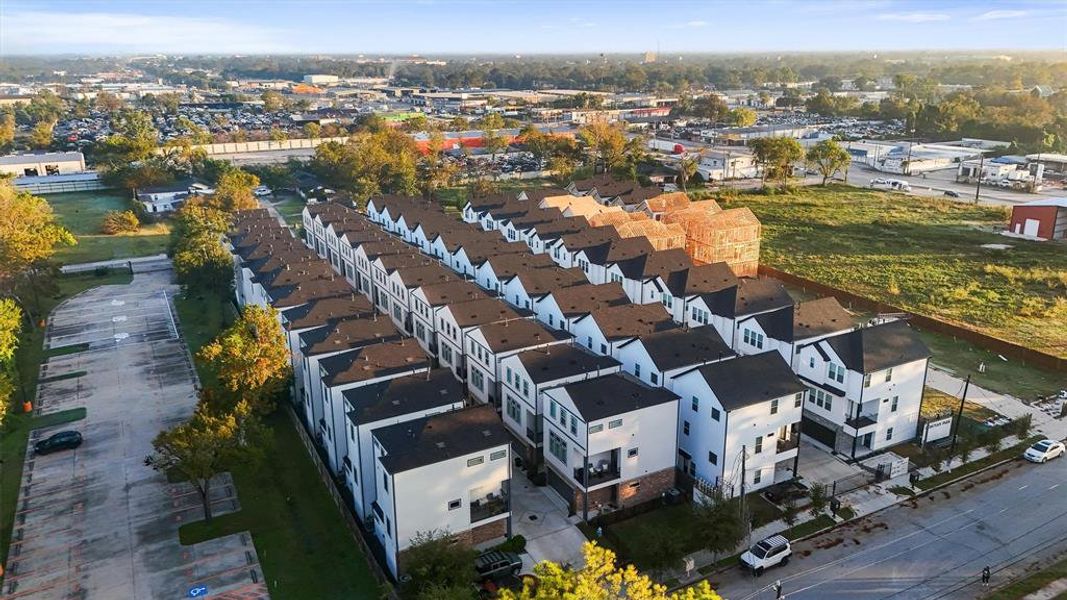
xmin=740 ymin=535 xmax=792 ymax=575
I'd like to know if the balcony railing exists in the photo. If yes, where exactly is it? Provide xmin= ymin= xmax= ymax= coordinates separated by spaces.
xmin=470 ymin=495 xmax=508 ymax=523
xmin=777 ymin=435 xmax=800 ymax=453
xmin=574 ymin=464 xmax=621 ymax=487
xmin=845 ymin=414 xmax=878 ymax=431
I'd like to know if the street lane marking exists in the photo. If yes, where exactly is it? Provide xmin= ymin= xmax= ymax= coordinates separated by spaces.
xmin=1019 ymin=485 xmax=1029 ymax=490
xmin=1050 ymin=484 xmax=1060 ymax=490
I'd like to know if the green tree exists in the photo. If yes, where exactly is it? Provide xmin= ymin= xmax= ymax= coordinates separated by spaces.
xmin=749 ymin=136 xmax=803 ymax=189
xmin=268 ymin=128 xmax=288 ymax=141
xmin=212 ymin=168 xmax=261 ymax=212
xmin=29 ymin=119 xmax=55 ymax=149
xmin=0 ymin=181 xmax=75 ymax=286
xmin=579 ymin=122 xmax=628 ymax=174
xmin=805 ymin=139 xmax=851 ymax=185
xmin=483 ymin=128 xmax=508 ymax=161
xmin=303 ymin=122 xmax=322 ymax=140
xmin=0 ymin=113 xmax=15 ymax=150
xmin=309 ymin=129 xmax=419 ymax=205
xmin=173 ymin=234 xmax=233 ymax=296
xmin=402 ymin=530 xmax=478 ymax=597
xmin=145 ymin=397 xmax=264 ymax=523
xmin=477 ymin=112 xmax=505 ymax=130
xmin=808 ymin=483 xmax=829 ymax=517
xmin=198 ymin=305 xmax=291 ymax=412
xmin=728 ymin=108 xmax=758 ymax=127
xmin=0 ymin=298 xmax=22 ymax=428
xmin=94 ymin=91 xmax=124 ymax=112
xmin=676 ymin=154 xmax=700 ymax=192
xmin=101 ymin=210 xmax=140 ymax=234
xmin=691 ymin=487 xmax=745 ymax=561
xmin=25 ymin=90 xmax=65 ymax=124
xmin=261 ymin=90 xmax=287 ymax=112
xmin=169 ymin=201 xmax=231 ymax=253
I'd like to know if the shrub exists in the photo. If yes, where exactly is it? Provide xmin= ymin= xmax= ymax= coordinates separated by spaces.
xmin=101 ymin=210 xmax=140 ymax=234
xmin=493 ymin=534 xmax=527 ymax=554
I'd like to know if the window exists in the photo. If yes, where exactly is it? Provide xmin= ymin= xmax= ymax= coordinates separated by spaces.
xmin=661 ymin=293 xmax=673 ymax=308
xmin=611 ymin=273 xmax=622 ymax=284
xmin=548 ymin=314 xmax=554 ymax=326
xmin=891 ymin=396 xmax=899 ymax=412
xmin=627 ymin=447 xmax=639 ymax=458
xmin=743 ymin=328 xmax=764 ymax=349
xmin=522 ymin=379 xmax=529 ymax=398
xmin=506 ymin=397 xmax=522 ymax=422
xmin=569 ymin=415 xmax=578 ymax=436
xmin=708 ymin=451 xmax=718 ymax=465
xmin=808 ymin=387 xmax=834 ymax=411
xmin=650 ymin=372 xmax=659 ymax=385
xmin=506 ymin=367 xmax=513 ymax=385
xmin=753 ymin=470 xmax=762 ymax=484
xmin=383 ymin=472 xmax=389 ymax=492
xmin=548 ymin=431 xmax=567 ymax=463
xmin=634 ymin=363 xmax=641 ymax=378
xmin=471 ymin=369 xmax=484 ymax=391
xmin=711 ymin=408 xmax=721 ymax=422
xmin=586 ymin=336 xmax=593 ymax=349
xmin=770 ymin=399 xmax=779 ymax=415
xmin=809 ymin=356 xmax=815 ymax=369
xmin=490 ymin=450 xmax=507 ymax=461
xmin=549 ymin=401 xmax=557 ymax=418
xmin=828 ymin=363 xmax=845 ymax=384
xmin=795 ymin=392 xmax=803 ymax=408
xmin=609 ymin=419 xmax=623 ymax=429
xmin=691 ymin=396 xmax=699 ymax=412
xmin=885 ymin=368 xmax=894 ymax=383
xmin=886 ymin=427 xmax=894 ymax=441
xmin=589 ymin=424 xmax=603 ymax=434
xmin=683 ymin=421 xmax=690 ymax=435
xmin=863 ymin=373 xmax=872 ymax=388
xmin=754 ymin=436 xmax=763 ymax=454
xmin=467 ymin=456 xmax=484 ymax=467
xmin=448 ymin=499 xmax=461 ymax=510
xmin=600 ymin=343 xmax=607 ymax=354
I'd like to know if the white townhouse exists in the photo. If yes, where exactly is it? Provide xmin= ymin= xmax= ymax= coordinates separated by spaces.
xmin=545 ymin=226 xmax=621 ymax=270
xmin=670 ymin=351 xmax=807 ymax=495
xmin=382 ymin=263 xmax=458 ymax=334
xmin=523 ymin=217 xmax=589 ymax=255
xmin=265 ymin=277 xmax=355 ymax=313
xmin=794 ymin=320 xmax=931 ymax=459
xmin=533 ymin=282 xmax=630 ymax=333
xmin=464 ymin=319 xmax=572 ymax=406
xmin=342 ymin=370 xmax=464 ymax=524
xmin=479 ymin=202 xmax=530 ymax=233
xmin=498 ymin=209 xmax=561 ymax=245
xmin=450 ymin=240 xmax=529 ymax=279
xmin=250 ymin=257 xmax=337 ymax=309
xmin=316 ymin=340 xmax=432 ymax=474
xmin=372 ymin=406 xmax=513 ymax=578
xmin=615 ymin=326 xmax=735 ymax=389
xmin=231 ymin=238 xmax=304 ymax=307
xmin=605 ymin=248 xmax=694 ymax=306
xmin=729 ymin=278 xmax=795 ymax=357
xmin=338 ymin=230 xmax=388 ymax=292
xmin=427 ymin=230 xmax=493 ymax=271
xmin=370 ymin=253 xmax=436 ymax=320
xmin=571 ymin=237 xmax=655 ymax=287
xmin=664 ymin=262 xmax=739 ymax=326
xmin=473 ymin=252 xmax=556 ymax=297
xmin=541 ymin=373 xmax=680 ymax=520
xmin=498 ymin=346 xmax=621 ymax=471
xmin=775 ymin=297 xmax=855 ymax=370
xmin=434 ymin=298 xmax=524 ymax=379
xmin=410 ymin=215 xmax=466 ymax=256
xmin=353 ymin=240 xmax=409 ymax=304
xmin=499 ymin=266 xmax=588 ymax=312
xmin=279 ymin=296 xmax=375 ymax=400
xmin=409 ymin=280 xmax=488 ymax=358
xmin=461 ymin=193 xmax=514 ymax=224
xmin=570 ymin=303 xmax=676 ymax=359
xmin=295 ymin=316 xmax=402 ymax=433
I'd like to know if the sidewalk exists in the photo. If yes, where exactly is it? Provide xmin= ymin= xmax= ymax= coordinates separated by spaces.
xmin=926 ymin=367 xmax=1067 ymax=441
xmin=59 ymin=253 xmax=169 ymax=274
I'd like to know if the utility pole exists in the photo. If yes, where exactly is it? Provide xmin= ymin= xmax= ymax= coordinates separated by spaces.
xmin=739 ymin=445 xmax=747 ymax=520
xmin=974 ymin=153 xmax=985 ymax=204
xmin=949 ymin=374 xmax=972 ymax=455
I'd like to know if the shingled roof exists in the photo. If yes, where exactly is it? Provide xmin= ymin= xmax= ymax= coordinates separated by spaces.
xmin=375 ymin=405 xmax=510 ymax=474
xmin=823 ymin=320 xmax=930 ymax=373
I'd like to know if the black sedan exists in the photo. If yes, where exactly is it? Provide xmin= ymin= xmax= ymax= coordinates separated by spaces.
xmin=34 ymin=431 xmax=83 ymax=455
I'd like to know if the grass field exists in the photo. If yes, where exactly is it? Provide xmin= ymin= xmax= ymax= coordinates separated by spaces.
xmin=0 ymin=270 xmax=132 ymax=577
xmin=173 ymin=292 xmax=380 ymax=600
xmin=725 ymin=186 xmax=1067 ymax=359
xmin=987 ymin=554 xmax=1067 ymax=599
xmin=270 ymin=192 xmax=306 ymax=228
xmin=43 ymin=191 xmax=170 ymax=264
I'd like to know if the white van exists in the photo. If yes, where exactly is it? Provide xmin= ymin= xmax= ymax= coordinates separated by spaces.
xmin=869 ymin=178 xmax=912 ymax=193
xmin=739 ymin=534 xmax=792 ymax=575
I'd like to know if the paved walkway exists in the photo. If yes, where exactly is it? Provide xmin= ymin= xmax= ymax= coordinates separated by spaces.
xmin=59 ymin=254 xmax=170 ymax=274
xmin=3 ymin=272 xmax=268 ymax=599
xmin=927 ymin=367 xmax=1067 ymax=441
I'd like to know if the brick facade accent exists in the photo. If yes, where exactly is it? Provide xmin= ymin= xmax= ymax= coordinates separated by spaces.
xmin=398 ymin=518 xmax=508 ymax=575
xmin=618 ymin=468 xmax=676 ymax=506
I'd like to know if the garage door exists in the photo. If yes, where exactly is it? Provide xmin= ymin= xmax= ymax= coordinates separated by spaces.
xmin=546 ymin=467 xmax=576 ymax=513
xmin=1024 ymin=218 xmax=1041 ymax=237
xmin=802 ymin=416 xmax=837 ymax=448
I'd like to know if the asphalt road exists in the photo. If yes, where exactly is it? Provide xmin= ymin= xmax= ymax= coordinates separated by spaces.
xmin=711 ymin=455 xmax=1067 ymax=600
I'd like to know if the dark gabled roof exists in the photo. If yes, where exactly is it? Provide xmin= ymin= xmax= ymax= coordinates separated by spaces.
xmin=823 ymin=320 xmax=931 ymax=373
xmin=395 ymin=263 xmax=457 ymax=288
xmin=701 ymin=286 xmax=740 ymax=318
xmin=527 ymin=216 xmax=589 ymax=241
xmin=474 ymin=319 xmax=572 ymax=353
xmin=663 ymin=262 xmax=738 ymax=297
xmin=233 ymin=208 xmax=274 ymax=224
xmin=485 ymin=201 xmax=533 ymax=222
xmin=268 ymin=277 xmax=353 ymax=308
xmin=345 ymin=369 xmax=464 ymax=426
xmin=375 ymin=405 xmax=510 ymax=474
xmin=434 ymin=229 xmax=495 ymax=254
xmin=558 ymin=373 xmax=678 ymax=421
xmin=507 ymin=267 xmax=588 ymax=297
xmin=260 ymin=262 xmax=337 ymax=292
xmin=581 ymin=237 xmax=654 ymax=266
xmin=735 ymin=278 xmax=793 ymax=317
xmin=299 ymin=315 xmax=402 ymax=356
xmin=464 ymin=192 xmax=515 ymax=211
xmin=613 ymin=185 xmax=663 ymax=207
xmin=571 ymin=173 xmax=616 ymax=192
xmin=280 ymin=295 xmax=375 ymax=330
xmin=456 ymin=240 xmax=530 ymax=265
xmin=482 ymin=253 xmax=557 ymax=279
xmin=578 ymin=303 xmax=676 ymax=341
xmin=753 ymin=309 xmax=794 ymax=343
xmin=443 ymin=298 xmax=523 ymax=328
xmin=515 ymin=345 xmax=620 ymax=384
xmin=688 ymin=352 xmax=805 ymax=412
xmin=544 ymin=282 xmax=630 ymax=318
xmin=621 ymin=326 xmax=735 ymax=372
xmin=375 ymin=252 xmax=435 ymax=273
xmin=319 ymin=340 xmax=430 ymax=386
xmin=340 ymin=229 xmax=388 ymax=247
xmin=357 ymin=240 xmax=409 ymax=261
xmin=614 ymin=248 xmax=692 ymax=281
xmin=414 ymin=280 xmax=488 ymax=307
xmin=793 ymin=298 xmax=853 ymax=342
xmin=504 ymin=208 xmax=562 ymax=231
xmin=556 ymin=226 xmax=620 ymax=252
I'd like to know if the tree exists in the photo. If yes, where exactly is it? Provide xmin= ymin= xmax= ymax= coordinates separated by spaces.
xmin=94 ymin=91 xmax=124 ymax=112
xmin=805 ymin=139 xmax=851 ymax=185
xmin=641 ymin=528 xmax=686 ymax=575
xmin=0 ymin=113 xmax=15 ymax=150
xmin=303 ymin=122 xmax=322 ymax=140
xmin=728 ymin=108 xmax=757 ymax=127
xmin=483 ymin=128 xmax=508 ymax=162
xmin=268 ymin=128 xmax=288 ymax=141
xmin=0 ymin=181 xmax=76 ymax=286
xmin=749 ymin=137 xmax=803 ymax=189
xmin=101 ymin=210 xmax=140 ymax=234
xmin=145 ymin=398 xmax=263 ymax=523
xmin=29 ymin=119 xmax=55 ymax=149
xmin=477 ymin=112 xmax=505 ymax=130
xmin=402 ymin=530 xmax=478 ymax=597
xmin=579 ymin=122 xmax=628 ymax=174
xmin=782 ymin=497 xmax=799 ymax=527
xmin=689 ymin=95 xmax=729 ymax=122
xmin=94 ymin=110 xmax=159 ymax=169
xmin=169 ymin=201 xmax=231 ymax=252
xmin=212 ymin=168 xmax=261 ymax=212
xmin=808 ymin=483 xmax=829 ymax=517
xmin=1012 ymin=414 xmax=1033 ymax=439
xmin=198 ymin=305 xmax=290 ymax=412
xmin=261 ymin=90 xmax=287 ymax=112
xmin=499 ymin=542 xmax=722 ymax=600
xmin=173 ymin=234 xmax=234 ymax=296
xmin=691 ymin=487 xmax=745 ymax=561
xmin=676 ymin=154 xmax=700 ymax=192
xmin=0 ymin=298 xmax=21 ymax=428
xmin=309 ymin=129 xmax=419 ymax=205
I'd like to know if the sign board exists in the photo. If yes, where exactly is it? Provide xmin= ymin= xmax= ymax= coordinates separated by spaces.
xmin=922 ymin=416 xmax=953 ymax=445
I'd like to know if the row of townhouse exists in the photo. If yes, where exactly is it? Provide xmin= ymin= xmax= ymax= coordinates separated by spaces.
xmin=364 ymin=189 xmax=932 ymax=495
xmin=228 ymin=206 xmax=514 ymax=579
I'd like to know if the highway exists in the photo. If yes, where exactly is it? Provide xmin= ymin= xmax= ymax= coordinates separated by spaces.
xmin=711 ymin=455 xmax=1067 ymax=600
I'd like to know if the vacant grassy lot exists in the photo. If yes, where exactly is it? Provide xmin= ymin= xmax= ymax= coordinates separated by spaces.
xmin=44 ymin=191 xmax=170 ymax=264
xmin=173 ymin=291 xmax=380 ymax=600
xmin=270 ymin=192 xmax=306 ymax=228
xmin=726 ymin=186 xmax=1067 ymax=359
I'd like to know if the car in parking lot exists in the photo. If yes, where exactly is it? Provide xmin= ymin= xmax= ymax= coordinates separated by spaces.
xmin=739 ymin=534 xmax=791 ymax=575
xmin=1023 ymin=439 xmax=1066 ymax=463
xmin=474 ymin=550 xmax=522 ymax=581
xmin=33 ymin=431 xmax=83 ymax=455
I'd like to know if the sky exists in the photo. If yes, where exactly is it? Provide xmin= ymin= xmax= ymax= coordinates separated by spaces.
xmin=1 ymin=0 xmax=1065 ymax=55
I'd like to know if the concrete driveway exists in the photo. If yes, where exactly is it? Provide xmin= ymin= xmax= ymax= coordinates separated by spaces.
xmin=796 ymin=437 xmax=867 ymax=487
xmin=3 ymin=271 xmax=268 ymax=599
xmin=510 ymin=477 xmax=588 ymax=571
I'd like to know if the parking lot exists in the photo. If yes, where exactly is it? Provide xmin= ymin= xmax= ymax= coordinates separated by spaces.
xmin=2 ymin=271 xmax=267 ymax=599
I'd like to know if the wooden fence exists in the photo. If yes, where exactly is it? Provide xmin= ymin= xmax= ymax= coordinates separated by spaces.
xmin=758 ymin=265 xmax=1066 ymax=374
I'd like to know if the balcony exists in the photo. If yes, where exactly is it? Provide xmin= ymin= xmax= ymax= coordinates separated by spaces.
xmin=470 ymin=492 xmax=508 ymax=523
xmin=573 ymin=464 xmax=621 ymax=487
xmin=843 ymin=414 xmax=878 ymax=436
xmin=776 ymin=435 xmax=800 ymax=454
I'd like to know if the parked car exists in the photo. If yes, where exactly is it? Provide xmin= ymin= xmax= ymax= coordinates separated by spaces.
xmin=739 ymin=534 xmax=791 ymax=575
xmin=34 ymin=431 xmax=83 ymax=455
xmin=474 ymin=550 xmax=522 ymax=581
xmin=1023 ymin=439 xmax=1066 ymax=463
xmin=943 ymin=190 xmax=961 ymax=198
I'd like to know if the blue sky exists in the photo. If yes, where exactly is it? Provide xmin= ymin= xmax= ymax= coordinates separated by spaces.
xmin=2 ymin=0 xmax=1064 ymax=55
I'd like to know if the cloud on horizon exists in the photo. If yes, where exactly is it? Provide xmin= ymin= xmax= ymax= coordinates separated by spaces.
xmin=973 ymin=9 xmax=1029 ymax=21
xmin=877 ymin=12 xmax=952 ymax=23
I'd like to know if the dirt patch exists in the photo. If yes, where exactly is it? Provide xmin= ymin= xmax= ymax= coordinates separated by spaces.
xmin=860 ymin=522 xmax=889 ymax=534
xmin=942 ymin=491 xmax=952 ymax=499
xmin=852 ymin=538 xmax=862 ymax=545
xmin=801 ymin=550 xmax=812 ymax=557
xmin=815 ymin=537 xmax=845 ymax=550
